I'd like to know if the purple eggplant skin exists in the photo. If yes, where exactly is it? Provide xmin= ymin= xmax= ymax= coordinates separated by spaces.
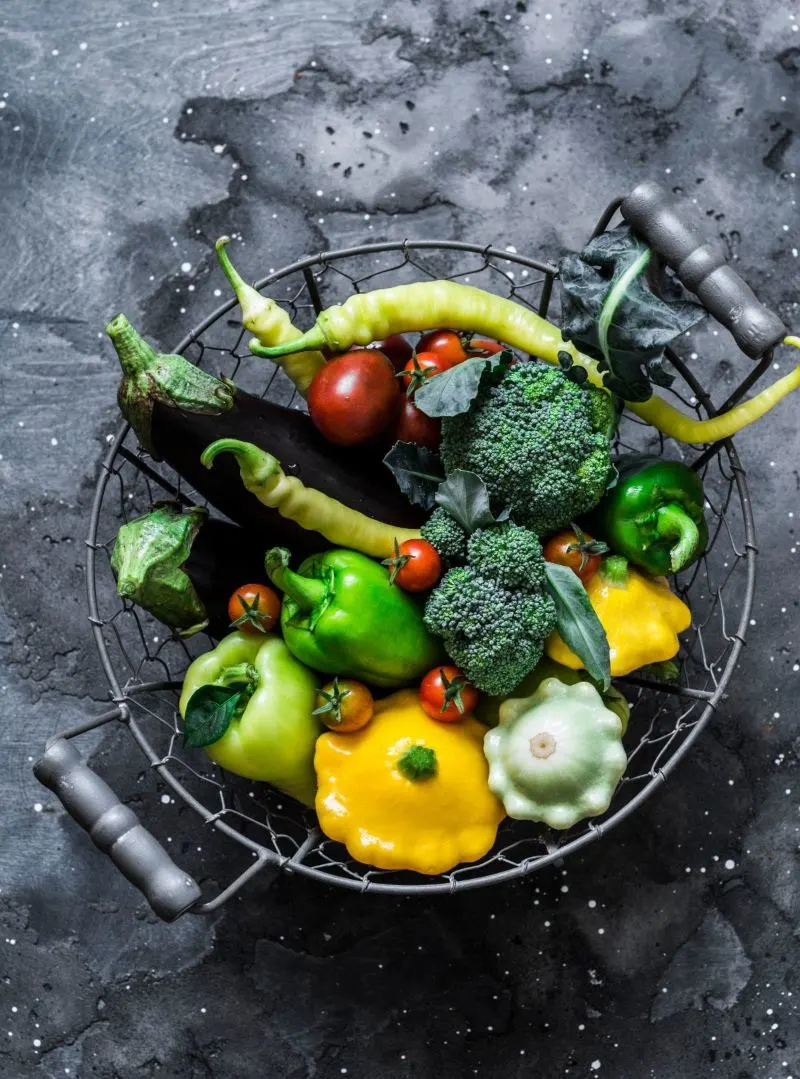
xmin=107 ymin=314 xmax=424 ymax=547
xmin=150 ymin=390 xmax=423 ymax=537
xmin=187 ymin=516 xmax=290 ymax=639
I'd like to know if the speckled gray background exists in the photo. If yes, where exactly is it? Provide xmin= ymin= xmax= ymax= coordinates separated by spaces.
xmin=2 ymin=1 xmax=800 ymax=1076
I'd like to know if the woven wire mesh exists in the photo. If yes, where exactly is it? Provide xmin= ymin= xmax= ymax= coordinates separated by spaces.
xmin=83 ymin=239 xmax=755 ymax=898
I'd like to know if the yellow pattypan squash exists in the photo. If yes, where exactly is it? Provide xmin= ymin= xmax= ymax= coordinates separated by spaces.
xmin=314 ymin=689 xmax=505 ymax=875
xmin=546 ymin=556 xmax=691 ymax=678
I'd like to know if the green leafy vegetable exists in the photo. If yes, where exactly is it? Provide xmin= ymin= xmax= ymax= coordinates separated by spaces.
xmin=383 ymin=442 xmax=445 ymax=509
xmin=558 ymin=225 xmax=705 ymax=402
xmin=183 ymin=683 xmax=245 ymax=748
xmin=544 ymin=562 xmax=610 ymax=689
xmin=435 ymin=470 xmax=497 ymax=534
xmin=414 ymin=350 xmax=512 ymax=418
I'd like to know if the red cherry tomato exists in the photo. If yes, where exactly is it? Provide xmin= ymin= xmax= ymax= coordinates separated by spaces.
xmin=416 ymin=330 xmax=469 ymax=366
xmin=388 ymin=397 xmax=441 ymax=451
xmin=227 ymin=583 xmax=281 ymax=635
xmin=372 ymin=334 xmax=414 ymax=372
xmin=543 ymin=527 xmax=608 ymax=584
xmin=314 ymin=678 xmax=374 ymax=733
xmin=419 ymin=665 xmax=479 ymax=722
xmin=399 ymin=350 xmax=453 ymax=395
xmin=467 ymin=336 xmax=505 ymax=356
xmin=417 ymin=329 xmax=505 ymax=365
xmin=308 ymin=349 xmax=401 ymax=446
xmin=383 ymin=538 xmax=442 ymax=592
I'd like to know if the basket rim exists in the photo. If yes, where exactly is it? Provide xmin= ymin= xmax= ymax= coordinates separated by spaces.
xmin=85 ymin=238 xmax=757 ymax=897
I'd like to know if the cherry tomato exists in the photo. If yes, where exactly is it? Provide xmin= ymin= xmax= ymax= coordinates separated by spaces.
xmin=313 ymin=678 xmax=374 ymax=732
xmin=227 ymin=583 xmax=281 ymax=634
xmin=419 ymin=665 xmax=479 ymax=722
xmin=399 ymin=350 xmax=453 ymax=395
xmin=416 ymin=330 xmax=469 ymax=366
xmin=382 ymin=538 xmax=442 ymax=592
xmin=308 ymin=349 xmax=400 ymax=446
xmin=372 ymin=334 xmax=414 ymax=372
xmin=543 ymin=526 xmax=608 ymax=584
xmin=467 ymin=336 xmax=505 ymax=356
xmin=387 ymin=397 xmax=441 ymax=451
xmin=417 ymin=329 xmax=505 ymax=366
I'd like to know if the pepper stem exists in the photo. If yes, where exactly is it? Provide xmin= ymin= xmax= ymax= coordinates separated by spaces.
xmin=215 ymin=237 xmax=270 ymax=326
xmin=265 ymin=547 xmax=328 ymax=613
xmin=654 ymin=502 xmax=700 ymax=573
xmin=249 ymin=328 xmax=327 ymax=359
xmin=217 ymin=662 xmax=259 ymax=690
xmin=105 ymin=314 xmax=159 ymax=378
xmin=601 ymin=555 xmax=629 ymax=586
xmin=201 ymin=439 xmax=280 ymax=490
xmin=398 ymin=745 xmax=438 ymax=781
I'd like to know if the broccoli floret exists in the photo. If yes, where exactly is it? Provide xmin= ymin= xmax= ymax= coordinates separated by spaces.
xmin=424 ymin=565 xmax=556 ymax=696
xmin=440 ymin=361 xmax=614 ymax=536
xmin=467 ymin=522 xmax=546 ymax=590
xmin=421 ymin=507 xmax=467 ymax=563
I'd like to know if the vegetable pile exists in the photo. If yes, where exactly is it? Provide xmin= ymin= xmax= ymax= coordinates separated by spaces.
xmin=104 ymin=226 xmax=800 ymax=877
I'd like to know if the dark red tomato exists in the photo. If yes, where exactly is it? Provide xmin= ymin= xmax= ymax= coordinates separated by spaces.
xmin=383 ymin=538 xmax=442 ymax=592
xmin=417 ymin=330 xmax=505 ymax=366
xmin=227 ymin=583 xmax=281 ymax=635
xmin=419 ymin=665 xmax=479 ymax=722
xmin=372 ymin=334 xmax=414 ymax=372
xmin=308 ymin=349 xmax=401 ymax=446
xmin=388 ymin=397 xmax=441 ymax=451
xmin=543 ymin=528 xmax=608 ymax=584
xmin=399 ymin=350 xmax=453 ymax=395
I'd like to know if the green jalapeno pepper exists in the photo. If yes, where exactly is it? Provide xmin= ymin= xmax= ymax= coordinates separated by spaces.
xmin=265 ymin=547 xmax=443 ymax=687
xmin=587 ymin=454 xmax=709 ymax=575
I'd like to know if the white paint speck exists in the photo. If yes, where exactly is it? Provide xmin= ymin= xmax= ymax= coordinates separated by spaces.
xmin=33 ymin=803 xmax=42 ymax=812
xmin=725 ymin=859 xmax=735 ymax=870
xmin=181 ymin=262 xmax=192 ymax=273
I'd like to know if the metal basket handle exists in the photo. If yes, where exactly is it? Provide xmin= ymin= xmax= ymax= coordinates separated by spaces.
xmin=34 ymin=737 xmax=202 ymax=921
xmin=621 ymin=180 xmax=787 ymax=358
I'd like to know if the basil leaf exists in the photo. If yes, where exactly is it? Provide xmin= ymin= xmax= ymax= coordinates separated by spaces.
xmin=435 ymin=470 xmax=496 ymax=534
xmin=544 ymin=563 xmax=610 ymax=689
xmin=414 ymin=350 xmax=512 ymax=418
xmin=383 ymin=442 xmax=445 ymax=509
xmin=183 ymin=684 xmax=243 ymax=748
xmin=558 ymin=224 xmax=704 ymax=403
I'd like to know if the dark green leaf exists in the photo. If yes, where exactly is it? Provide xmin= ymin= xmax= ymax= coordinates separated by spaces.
xmin=558 ymin=224 xmax=705 ymax=402
xmin=183 ymin=684 xmax=243 ymax=748
xmin=544 ymin=563 xmax=610 ymax=689
xmin=435 ymin=471 xmax=497 ymax=534
xmin=383 ymin=442 xmax=445 ymax=510
xmin=414 ymin=350 xmax=512 ymax=418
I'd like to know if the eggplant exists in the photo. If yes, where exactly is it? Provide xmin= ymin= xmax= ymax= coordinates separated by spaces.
xmin=110 ymin=503 xmax=294 ymax=639
xmin=106 ymin=315 xmax=424 ymax=549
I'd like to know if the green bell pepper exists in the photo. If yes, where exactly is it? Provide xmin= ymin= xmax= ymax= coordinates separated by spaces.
xmin=265 ymin=546 xmax=443 ymax=687
xmin=179 ymin=631 xmax=321 ymax=805
xmin=587 ymin=454 xmax=708 ymax=575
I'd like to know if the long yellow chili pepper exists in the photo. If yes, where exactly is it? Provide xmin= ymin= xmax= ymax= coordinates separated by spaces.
xmin=215 ymin=237 xmax=326 ymax=396
xmin=248 ymin=280 xmax=800 ymax=444
xmin=201 ymin=438 xmax=421 ymax=559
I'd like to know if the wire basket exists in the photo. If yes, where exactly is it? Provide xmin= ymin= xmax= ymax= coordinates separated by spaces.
xmin=35 ymin=196 xmax=765 ymax=918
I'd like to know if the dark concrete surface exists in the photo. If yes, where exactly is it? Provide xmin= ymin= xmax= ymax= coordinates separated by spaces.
xmin=1 ymin=1 xmax=800 ymax=1076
